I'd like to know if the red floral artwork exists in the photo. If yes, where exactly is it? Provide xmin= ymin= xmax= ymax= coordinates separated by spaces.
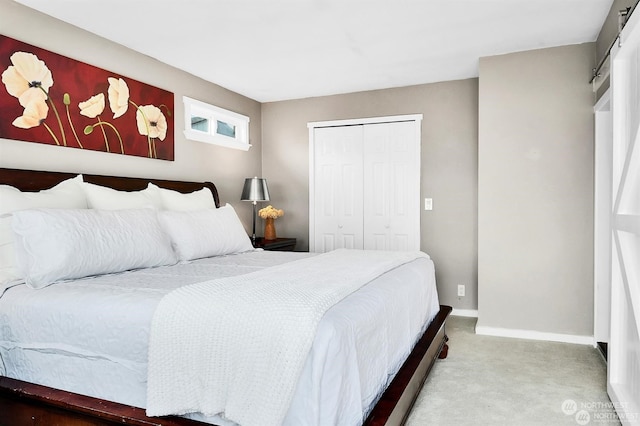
xmin=0 ymin=35 xmax=174 ymax=161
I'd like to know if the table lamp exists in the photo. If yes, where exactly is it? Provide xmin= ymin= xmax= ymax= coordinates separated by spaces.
xmin=240 ymin=177 xmax=270 ymax=243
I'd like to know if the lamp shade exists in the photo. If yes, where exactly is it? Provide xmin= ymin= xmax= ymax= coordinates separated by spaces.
xmin=241 ymin=177 xmax=270 ymax=202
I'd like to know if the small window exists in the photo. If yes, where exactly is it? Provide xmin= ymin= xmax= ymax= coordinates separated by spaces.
xmin=183 ymin=96 xmax=250 ymax=151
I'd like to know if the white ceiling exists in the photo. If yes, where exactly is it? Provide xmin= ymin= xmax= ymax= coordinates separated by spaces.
xmin=15 ymin=0 xmax=613 ymax=102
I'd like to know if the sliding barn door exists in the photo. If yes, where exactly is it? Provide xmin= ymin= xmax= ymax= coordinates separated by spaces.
xmin=609 ymin=10 xmax=640 ymax=424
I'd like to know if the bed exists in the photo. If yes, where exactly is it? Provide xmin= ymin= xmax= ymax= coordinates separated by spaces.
xmin=0 ymin=167 xmax=451 ymax=426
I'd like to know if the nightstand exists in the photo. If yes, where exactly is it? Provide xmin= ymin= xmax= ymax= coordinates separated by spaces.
xmin=253 ymin=237 xmax=296 ymax=251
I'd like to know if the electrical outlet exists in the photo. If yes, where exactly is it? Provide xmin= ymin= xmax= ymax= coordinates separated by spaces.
xmin=424 ymin=198 xmax=433 ymax=211
xmin=457 ymin=284 xmax=465 ymax=297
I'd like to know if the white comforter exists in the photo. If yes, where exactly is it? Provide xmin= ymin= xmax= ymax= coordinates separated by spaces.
xmin=0 ymin=250 xmax=439 ymax=425
xmin=146 ymin=249 xmax=428 ymax=426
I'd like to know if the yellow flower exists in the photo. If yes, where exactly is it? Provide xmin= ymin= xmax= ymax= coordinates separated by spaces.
xmin=107 ymin=77 xmax=129 ymax=119
xmin=1 ymin=51 xmax=53 ymax=107
xmin=12 ymin=99 xmax=49 ymax=129
xmin=79 ymin=93 xmax=105 ymax=118
xmin=258 ymin=205 xmax=284 ymax=219
xmin=136 ymin=105 xmax=167 ymax=140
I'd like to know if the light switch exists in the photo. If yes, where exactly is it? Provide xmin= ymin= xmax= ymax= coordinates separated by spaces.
xmin=424 ymin=198 xmax=433 ymax=210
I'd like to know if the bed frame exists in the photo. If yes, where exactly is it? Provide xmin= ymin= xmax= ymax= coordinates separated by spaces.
xmin=0 ymin=167 xmax=451 ymax=426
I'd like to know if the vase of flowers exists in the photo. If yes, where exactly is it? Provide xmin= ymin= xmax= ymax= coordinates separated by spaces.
xmin=258 ymin=205 xmax=284 ymax=240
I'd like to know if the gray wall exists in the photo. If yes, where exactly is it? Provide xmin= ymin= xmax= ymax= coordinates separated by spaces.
xmin=262 ymin=80 xmax=479 ymax=310
xmin=1 ymin=0 xmax=601 ymax=329
xmin=0 ymin=0 xmax=262 ymax=230
xmin=477 ymin=44 xmax=596 ymax=336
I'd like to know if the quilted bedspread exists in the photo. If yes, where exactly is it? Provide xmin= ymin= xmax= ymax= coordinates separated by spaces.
xmin=146 ymin=248 xmax=428 ymax=426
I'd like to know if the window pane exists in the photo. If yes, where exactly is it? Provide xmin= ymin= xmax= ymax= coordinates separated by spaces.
xmin=191 ymin=116 xmax=209 ymax=132
xmin=217 ymin=120 xmax=236 ymax=138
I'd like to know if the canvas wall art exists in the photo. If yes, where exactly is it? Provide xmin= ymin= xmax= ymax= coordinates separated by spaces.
xmin=0 ymin=35 xmax=174 ymax=161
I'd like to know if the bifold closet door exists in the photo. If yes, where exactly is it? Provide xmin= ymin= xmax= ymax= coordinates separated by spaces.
xmin=311 ymin=119 xmax=420 ymax=253
xmin=312 ymin=125 xmax=364 ymax=252
xmin=363 ymin=121 xmax=420 ymax=251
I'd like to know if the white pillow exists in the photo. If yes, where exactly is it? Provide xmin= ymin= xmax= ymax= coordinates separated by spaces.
xmin=0 ymin=175 xmax=86 ymax=292
xmin=82 ymin=181 xmax=162 ymax=210
xmin=158 ymin=204 xmax=254 ymax=261
xmin=11 ymin=208 xmax=177 ymax=289
xmin=148 ymin=183 xmax=216 ymax=211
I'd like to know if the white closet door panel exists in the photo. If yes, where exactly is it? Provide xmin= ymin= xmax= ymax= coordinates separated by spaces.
xmin=313 ymin=126 xmax=364 ymax=252
xmin=363 ymin=121 xmax=420 ymax=251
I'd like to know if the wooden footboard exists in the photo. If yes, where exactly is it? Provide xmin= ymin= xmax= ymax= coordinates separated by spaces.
xmin=0 ymin=305 xmax=451 ymax=426
xmin=0 ymin=377 xmax=206 ymax=425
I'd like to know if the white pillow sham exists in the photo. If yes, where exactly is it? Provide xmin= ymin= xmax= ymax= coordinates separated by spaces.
xmin=158 ymin=204 xmax=254 ymax=261
xmin=11 ymin=208 xmax=177 ymax=289
xmin=0 ymin=175 xmax=86 ymax=291
xmin=148 ymin=183 xmax=216 ymax=211
xmin=82 ymin=180 xmax=162 ymax=210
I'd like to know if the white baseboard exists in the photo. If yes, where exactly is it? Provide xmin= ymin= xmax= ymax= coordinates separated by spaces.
xmin=475 ymin=325 xmax=594 ymax=346
xmin=451 ymin=309 xmax=478 ymax=318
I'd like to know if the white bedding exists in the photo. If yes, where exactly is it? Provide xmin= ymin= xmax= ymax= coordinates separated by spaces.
xmin=0 ymin=250 xmax=439 ymax=426
xmin=147 ymin=249 xmax=429 ymax=426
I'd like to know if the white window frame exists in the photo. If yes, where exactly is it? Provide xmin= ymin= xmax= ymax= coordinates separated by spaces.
xmin=183 ymin=96 xmax=251 ymax=151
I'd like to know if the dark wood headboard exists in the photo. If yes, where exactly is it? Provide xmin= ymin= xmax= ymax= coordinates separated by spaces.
xmin=0 ymin=168 xmax=221 ymax=208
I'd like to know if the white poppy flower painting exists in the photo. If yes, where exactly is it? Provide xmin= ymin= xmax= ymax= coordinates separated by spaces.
xmin=0 ymin=35 xmax=174 ymax=160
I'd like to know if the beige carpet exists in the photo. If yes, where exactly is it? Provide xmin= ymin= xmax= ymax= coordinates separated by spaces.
xmin=406 ymin=316 xmax=620 ymax=426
